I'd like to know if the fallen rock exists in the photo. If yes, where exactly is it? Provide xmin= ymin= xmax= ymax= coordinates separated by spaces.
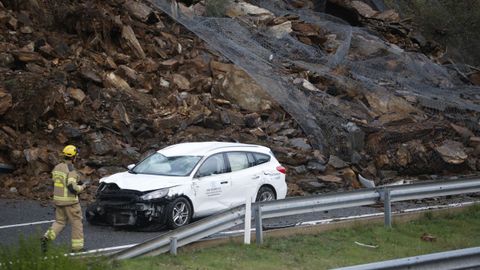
xmin=67 ymin=88 xmax=86 ymax=103
xmin=470 ymin=72 xmax=480 ymax=86
xmin=293 ymin=165 xmax=307 ymax=174
xmin=225 ymin=2 xmax=274 ymax=23
xmin=122 ymin=25 xmax=146 ymax=59
xmin=318 ymin=174 xmax=343 ymax=183
xmin=469 ymin=137 xmax=480 ymax=148
xmin=0 ymin=88 xmax=12 ymax=115
xmin=125 ymin=0 xmax=155 ymax=23
xmin=293 ymin=78 xmax=321 ymax=92
xmin=351 ymin=1 xmax=377 ymax=18
xmin=19 ymin=26 xmax=33 ymax=34
xmin=217 ymin=65 xmax=274 ymax=112
xmin=306 ymin=160 xmax=326 ymax=172
xmin=379 ymin=170 xmax=398 ymax=179
xmin=373 ymin=9 xmax=400 ymax=22
xmin=268 ymin=21 xmax=292 ymax=38
xmin=328 ymin=155 xmax=349 ymax=169
xmin=2 ymin=126 xmax=17 ymax=138
xmin=0 ymin=53 xmax=15 ymax=68
xmin=12 ymin=51 xmax=44 ymax=63
xmin=364 ymin=91 xmax=418 ymax=116
xmin=435 ymin=140 xmax=468 ymax=165
xmin=104 ymin=72 xmax=131 ymax=91
xmin=289 ymin=138 xmax=312 ymax=150
xmin=79 ymin=69 xmax=103 ymax=83
xmin=337 ymin=167 xmax=360 ymax=188
xmin=450 ymin=123 xmax=474 ymax=139
xmin=112 ymin=103 xmax=131 ymax=125
xmin=297 ymin=179 xmax=325 ymax=193
xmin=118 ymin=65 xmax=139 ymax=83
xmin=244 ymin=113 xmax=260 ymax=128
xmin=172 ymin=74 xmax=191 ymax=90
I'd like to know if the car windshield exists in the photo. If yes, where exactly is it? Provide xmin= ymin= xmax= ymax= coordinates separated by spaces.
xmin=132 ymin=153 xmax=202 ymax=176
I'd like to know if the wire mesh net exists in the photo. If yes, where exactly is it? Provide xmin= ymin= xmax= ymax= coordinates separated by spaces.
xmin=149 ymin=0 xmax=480 ymax=164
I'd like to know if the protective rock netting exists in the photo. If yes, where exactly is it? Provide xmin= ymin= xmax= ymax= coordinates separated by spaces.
xmin=149 ymin=0 xmax=480 ymax=161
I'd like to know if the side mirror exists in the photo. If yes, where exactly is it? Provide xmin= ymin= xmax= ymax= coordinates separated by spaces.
xmin=127 ymin=164 xmax=135 ymax=171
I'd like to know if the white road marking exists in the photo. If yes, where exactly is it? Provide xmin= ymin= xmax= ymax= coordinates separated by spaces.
xmin=400 ymin=201 xmax=475 ymax=212
xmin=70 ymin=243 xmax=138 ymax=256
xmin=0 ymin=220 xmax=55 ymax=230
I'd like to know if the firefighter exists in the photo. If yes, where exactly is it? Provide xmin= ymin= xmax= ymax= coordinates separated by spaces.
xmin=42 ymin=145 xmax=86 ymax=253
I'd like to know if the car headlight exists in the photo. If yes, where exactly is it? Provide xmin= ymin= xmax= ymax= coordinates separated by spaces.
xmin=141 ymin=188 xmax=169 ymax=201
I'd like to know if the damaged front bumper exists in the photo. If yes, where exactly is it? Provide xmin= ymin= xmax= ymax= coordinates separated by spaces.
xmin=86 ymin=183 xmax=171 ymax=227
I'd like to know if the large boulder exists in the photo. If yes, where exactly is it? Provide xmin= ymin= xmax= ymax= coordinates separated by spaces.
xmin=212 ymin=61 xmax=275 ymax=112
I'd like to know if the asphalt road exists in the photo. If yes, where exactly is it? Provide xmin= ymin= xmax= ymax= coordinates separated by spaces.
xmin=0 ymin=195 xmax=477 ymax=252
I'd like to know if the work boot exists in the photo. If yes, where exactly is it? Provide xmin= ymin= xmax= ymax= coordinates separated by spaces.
xmin=40 ymin=237 xmax=48 ymax=254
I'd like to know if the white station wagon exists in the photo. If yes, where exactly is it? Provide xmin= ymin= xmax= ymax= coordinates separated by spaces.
xmin=86 ymin=142 xmax=287 ymax=229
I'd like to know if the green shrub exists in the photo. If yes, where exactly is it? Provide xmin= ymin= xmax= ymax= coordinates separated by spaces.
xmin=385 ymin=0 xmax=480 ymax=66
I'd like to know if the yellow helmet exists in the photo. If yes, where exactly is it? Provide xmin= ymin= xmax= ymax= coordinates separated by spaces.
xmin=62 ymin=145 xmax=78 ymax=157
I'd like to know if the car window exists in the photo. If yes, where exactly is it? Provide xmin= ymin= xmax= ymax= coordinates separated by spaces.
xmin=132 ymin=153 xmax=202 ymax=176
xmin=197 ymin=154 xmax=226 ymax=177
xmin=247 ymin=152 xmax=256 ymax=167
xmin=227 ymin=152 xmax=249 ymax=172
xmin=253 ymin=152 xmax=270 ymax=165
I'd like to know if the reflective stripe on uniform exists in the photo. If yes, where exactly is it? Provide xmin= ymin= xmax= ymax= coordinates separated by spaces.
xmin=53 ymin=195 xmax=78 ymax=202
xmin=54 ymin=182 xmax=64 ymax=188
xmin=71 ymin=239 xmax=84 ymax=249
xmin=52 ymin=171 xmax=67 ymax=180
xmin=44 ymin=228 xmax=56 ymax=240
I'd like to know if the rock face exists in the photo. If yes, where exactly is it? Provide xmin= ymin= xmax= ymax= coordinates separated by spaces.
xmin=0 ymin=0 xmax=479 ymax=201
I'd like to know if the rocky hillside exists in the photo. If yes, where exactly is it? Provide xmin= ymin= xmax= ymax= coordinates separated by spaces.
xmin=0 ymin=0 xmax=479 ymax=201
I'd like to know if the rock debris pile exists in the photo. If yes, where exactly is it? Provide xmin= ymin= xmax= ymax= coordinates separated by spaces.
xmin=0 ymin=0 xmax=479 ymax=201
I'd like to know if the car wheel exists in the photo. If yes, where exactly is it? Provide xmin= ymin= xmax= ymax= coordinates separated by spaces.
xmin=256 ymin=186 xmax=276 ymax=202
xmin=166 ymin=197 xmax=192 ymax=229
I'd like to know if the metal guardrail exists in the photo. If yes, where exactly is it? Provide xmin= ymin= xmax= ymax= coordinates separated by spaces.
xmin=259 ymin=189 xmax=379 ymax=219
xmin=112 ymin=205 xmax=245 ymax=259
xmin=112 ymin=178 xmax=480 ymax=260
xmin=379 ymin=179 xmax=480 ymax=227
xmin=333 ymin=246 xmax=480 ymax=270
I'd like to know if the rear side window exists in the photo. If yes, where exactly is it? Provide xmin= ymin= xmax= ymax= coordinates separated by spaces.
xmin=253 ymin=152 xmax=270 ymax=165
xmin=226 ymin=152 xmax=249 ymax=172
xmin=196 ymin=154 xmax=226 ymax=177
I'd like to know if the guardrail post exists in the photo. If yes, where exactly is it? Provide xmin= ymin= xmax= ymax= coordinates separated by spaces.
xmin=384 ymin=189 xmax=392 ymax=228
xmin=169 ymin=237 xmax=178 ymax=255
xmin=244 ymin=197 xmax=251 ymax=244
xmin=255 ymin=204 xmax=263 ymax=245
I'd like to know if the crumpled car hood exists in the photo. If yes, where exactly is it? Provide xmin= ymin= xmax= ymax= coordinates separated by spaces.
xmin=100 ymin=171 xmax=189 ymax=192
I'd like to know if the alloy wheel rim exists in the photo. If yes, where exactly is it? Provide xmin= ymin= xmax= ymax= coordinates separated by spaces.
xmin=172 ymin=202 xmax=189 ymax=226
xmin=260 ymin=191 xmax=274 ymax=201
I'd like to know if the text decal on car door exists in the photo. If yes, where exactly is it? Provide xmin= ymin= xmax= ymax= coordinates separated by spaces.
xmin=206 ymin=181 xmax=222 ymax=197
xmin=206 ymin=187 xmax=222 ymax=196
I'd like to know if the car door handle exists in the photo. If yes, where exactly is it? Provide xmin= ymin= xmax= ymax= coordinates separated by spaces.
xmin=220 ymin=181 xmax=229 ymax=184
xmin=251 ymin=175 xmax=260 ymax=179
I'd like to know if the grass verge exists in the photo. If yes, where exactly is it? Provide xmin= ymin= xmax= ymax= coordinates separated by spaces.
xmin=119 ymin=205 xmax=480 ymax=270
xmin=0 ymin=235 xmax=109 ymax=270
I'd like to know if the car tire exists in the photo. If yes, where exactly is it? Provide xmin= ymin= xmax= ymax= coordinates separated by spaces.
xmin=255 ymin=186 xmax=276 ymax=202
xmin=166 ymin=197 xmax=192 ymax=229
